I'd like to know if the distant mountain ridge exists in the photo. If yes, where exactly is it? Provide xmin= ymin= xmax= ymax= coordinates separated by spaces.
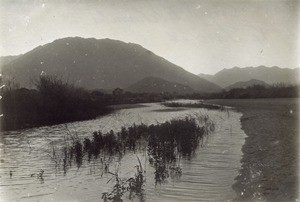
xmin=126 ymin=76 xmax=198 ymax=94
xmin=1 ymin=37 xmax=221 ymax=93
xmin=197 ymin=73 xmax=214 ymax=82
xmin=224 ymin=79 xmax=269 ymax=91
xmin=198 ymin=66 xmax=299 ymax=87
xmin=0 ymin=55 xmax=21 ymax=67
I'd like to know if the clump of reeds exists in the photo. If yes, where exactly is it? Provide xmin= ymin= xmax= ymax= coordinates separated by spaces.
xmin=102 ymin=172 xmax=127 ymax=202
xmin=102 ymin=156 xmax=146 ymax=202
xmin=127 ymin=156 xmax=145 ymax=199
xmin=50 ymin=115 xmax=215 ymax=200
xmin=72 ymin=116 xmax=213 ymax=166
xmin=162 ymin=101 xmax=224 ymax=110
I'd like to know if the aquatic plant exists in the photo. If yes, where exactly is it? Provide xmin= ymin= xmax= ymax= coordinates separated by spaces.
xmin=102 ymin=173 xmax=127 ymax=202
xmin=162 ymin=101 xmax=224 ymax=110
xmin=102 ymin=157 xmax=146 ymax=202
xmin=127 ymin=157 xmax=145 ymax=200
xmin=37 ymin=169 xmax=45 ymax=183
xmin=50 ymin=115 xmax=216 ymax=200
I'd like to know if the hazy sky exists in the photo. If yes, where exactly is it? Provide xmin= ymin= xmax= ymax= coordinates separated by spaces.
xmin=0 ymin=0 xmax=299 ymax=74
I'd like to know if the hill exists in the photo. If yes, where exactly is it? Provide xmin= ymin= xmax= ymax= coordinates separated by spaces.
xmin=198 ymin=66 xmax=299 ymax=88
xmin=224 ymin=79 xmax=269 ymax=91
xmin=0 ymin=55 xmax=21 ymax=67
xmin=1 ymin=37 xmax=221 ymax=93
xmin=126 ymin=76 xmax=198 ymax=94
xmin=197 ymin=73 xmax=214 ymax=81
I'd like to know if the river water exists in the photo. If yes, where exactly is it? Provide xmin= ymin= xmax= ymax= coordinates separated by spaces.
xmin=0 ymin=101 xmax=246 ymax=201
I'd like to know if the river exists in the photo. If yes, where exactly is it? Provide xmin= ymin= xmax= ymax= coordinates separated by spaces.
xmin=0 ymin=101 xmax=246 ymax=201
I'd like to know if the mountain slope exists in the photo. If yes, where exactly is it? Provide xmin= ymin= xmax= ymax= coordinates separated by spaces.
xmin=1 ymin=37 xmax=221 ymax=93
xmin=224 ymin=79 xmax=270 ymax=91
xmin=197 ymin=73 xmax=214 ymax=81
xmin=0 ymin=55 xmax=21 ymax=67
xmin=126 ymin=76 xmax=198 ymax=94
xmin=198 ymin=66 xmax=299 ymax=87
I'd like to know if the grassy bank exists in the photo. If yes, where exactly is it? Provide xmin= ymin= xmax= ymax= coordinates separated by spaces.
xmin=207 ymin=98 xmax=299 ymax=201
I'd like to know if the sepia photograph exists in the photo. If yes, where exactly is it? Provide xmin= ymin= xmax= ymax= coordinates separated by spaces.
xmin=0 ymin=0 xmax=299 ymax=201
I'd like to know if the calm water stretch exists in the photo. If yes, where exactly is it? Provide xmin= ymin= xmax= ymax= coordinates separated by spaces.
xmin=0 ymin=101 xmax=246 ymax=201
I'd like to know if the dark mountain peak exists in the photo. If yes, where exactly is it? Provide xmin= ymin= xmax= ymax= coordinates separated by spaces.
xmin=49 ymin=37 xmax=128 ymax=49
xmin=224 ymin=79 xmax=269 ymax=91
xmin=52 ymin=37 xmax=142 ymax=47
xmin=217 ymin=66 xmax=240 ymax=74
xmin=2 ymin=37 xmax=221 ymax=93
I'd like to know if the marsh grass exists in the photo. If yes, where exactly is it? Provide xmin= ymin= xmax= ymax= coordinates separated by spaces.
xmin=49 ymin=115 xmax=215 ymax=201
xmin=101 ymin=156 xmax=146 ymax=202
xmin=162 ymin=101 xmax=224 ymax=110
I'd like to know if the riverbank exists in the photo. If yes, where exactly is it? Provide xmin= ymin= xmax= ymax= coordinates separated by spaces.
xmin=207 ymin=98 xmax=299 ymax=201
xmin=110 ymin=103 xmax=149 ymax=110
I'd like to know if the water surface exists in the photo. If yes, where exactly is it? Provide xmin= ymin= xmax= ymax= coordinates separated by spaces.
xmin=0 ymin=102 xmax=246 ymax=201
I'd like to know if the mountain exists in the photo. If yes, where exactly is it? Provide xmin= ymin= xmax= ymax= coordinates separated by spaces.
xmin=0 ymin=55 xmax=21 ymax=67
xmin=197 ymin=73 xmax=214 ymax=81
xmin=1 ymin=37 xmax=221 ymax=93
xmin=224 ymin=79 xmax=270 ymax=91
xmin=126 ymin=76 xmax=198 ymax=94
xmin=198 ymin=66 xmax=299 ymax=88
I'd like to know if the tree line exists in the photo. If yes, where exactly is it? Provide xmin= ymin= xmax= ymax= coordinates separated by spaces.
xmin=206 ymin=84 xmax=299 ymax=99
xmin=0 ymin=76 xmax=182 ymax=131
xmin=0 ymin=75 xmax=298 ymax=131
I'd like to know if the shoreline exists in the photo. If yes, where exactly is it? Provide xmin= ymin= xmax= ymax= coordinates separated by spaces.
xmin=207 ymin=98 xmax=299 ymax=201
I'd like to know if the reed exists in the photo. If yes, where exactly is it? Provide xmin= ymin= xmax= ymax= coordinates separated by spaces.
xmin=50 ymin=115 xmax=216 ymax=200
xmin=162 ymin=101 xmax=224 ymax=110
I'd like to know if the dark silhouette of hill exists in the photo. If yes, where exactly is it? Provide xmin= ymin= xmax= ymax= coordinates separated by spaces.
xmin=224 ymin=79 xmax=269 ymax=91
xmin=126 ymin=76 xmax=198 ymax=94
xmin=0 ymin=55 xmax=21 ymax=67
xmin=198 ymin=66 xmax=299 ymax=87
xmin=197 ymin=73 xmax=214 ymax=82
xmin=1 ymin=37 xmax=221 ymax=93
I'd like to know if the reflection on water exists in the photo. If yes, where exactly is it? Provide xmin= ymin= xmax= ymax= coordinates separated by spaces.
xmin=0 ymin=102 xmax=246 ymax=201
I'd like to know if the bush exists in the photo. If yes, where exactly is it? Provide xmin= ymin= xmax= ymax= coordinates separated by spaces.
xmin=1 ymin=76 xmax=112 ymax=131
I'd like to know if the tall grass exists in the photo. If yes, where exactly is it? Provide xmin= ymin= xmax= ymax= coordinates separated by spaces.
xmin=49 ymin=115 xmax=215 ymax=200
xmin=162 ymin=101 xmax=224 ymax=110
xmin=77 ymin=116 xmax=214 ymax=163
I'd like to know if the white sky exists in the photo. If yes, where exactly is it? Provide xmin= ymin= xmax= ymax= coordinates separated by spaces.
xmin=0 ymin=0 xmax=299 ymax=74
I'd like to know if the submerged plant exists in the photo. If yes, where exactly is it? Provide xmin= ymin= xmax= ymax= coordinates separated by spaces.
xmin=102 ymin=173 xmax=127 ymax=202
xmin=102 ymin=157 xmax=146 ymax=202
xmin=128 ymin=157 xmax=145 ymax=200
xmin=49 ymin=114 xmax=216 ymax=201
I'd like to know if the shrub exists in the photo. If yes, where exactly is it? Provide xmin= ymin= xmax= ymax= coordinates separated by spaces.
xmin=1 ymin=75 xmax=112 ymax=131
